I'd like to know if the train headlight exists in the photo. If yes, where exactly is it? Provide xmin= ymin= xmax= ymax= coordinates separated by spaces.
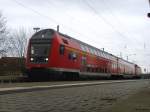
xmin=30 ymin=58 xmax=34 ymax=61
xmin=45 ymin=58 xmax=48 ymax=61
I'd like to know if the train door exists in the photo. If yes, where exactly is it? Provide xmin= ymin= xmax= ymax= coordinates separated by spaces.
xmin=81 ymin=56 xmax=87 ymax=72
xmin=68 ymin=51 xmax=79 ymax=69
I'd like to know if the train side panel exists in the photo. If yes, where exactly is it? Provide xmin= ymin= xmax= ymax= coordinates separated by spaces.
xmin=25 ymin=29 xmax=142 ymax=79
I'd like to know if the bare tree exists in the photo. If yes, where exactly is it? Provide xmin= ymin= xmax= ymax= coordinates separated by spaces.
xmin=5 ymin=28 xmax=33 ymax=73
xmin=0 ymin=11 xmax=7 ymax=57
xmin=9 ymin=28 xmax=29 ymax=57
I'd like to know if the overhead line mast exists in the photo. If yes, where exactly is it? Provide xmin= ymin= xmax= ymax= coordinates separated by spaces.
xmin=148 ymin=0 xmax=150 ymax=17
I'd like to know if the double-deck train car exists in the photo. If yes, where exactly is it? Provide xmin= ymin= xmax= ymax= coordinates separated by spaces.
xmin=25 ymin=29 xmax=141 ymax=79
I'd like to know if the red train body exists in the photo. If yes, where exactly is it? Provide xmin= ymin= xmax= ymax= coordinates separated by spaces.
xmin=26 ymin=29 xmax=141 ymax=79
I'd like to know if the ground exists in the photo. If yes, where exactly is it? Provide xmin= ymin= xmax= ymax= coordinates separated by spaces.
xmin=107 ymin=83 xmax=150 ymax=112
xmin=0 ymin=80 xmax=150 ymax=112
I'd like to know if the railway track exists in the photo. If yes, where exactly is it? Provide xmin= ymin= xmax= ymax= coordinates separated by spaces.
xmin=0 ymin=73 xmax=149 ymax=86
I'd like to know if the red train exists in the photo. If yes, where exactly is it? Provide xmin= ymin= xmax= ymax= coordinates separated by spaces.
xmin=25 ymin=29 xmax=141 ymax=79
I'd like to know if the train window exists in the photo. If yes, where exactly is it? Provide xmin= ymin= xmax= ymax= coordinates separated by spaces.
xmin=91 ymin=48 xmax=95 ymax=55
xmin=96 ymin=50 xmax=100 ymax=56
xmin=72 ymin=53 xmax=77 ymax=60
xmin=68 ymin=53 xmax=72 ymax=60
xmin=104 ymin=53 xmax=106 ymax=58
xmin=91 ymin=49 xmax=94 ymax=54
xmin=81 ymin=45 xmax=84 ymax=51
xmin=108 ymin=55 xmax=110 ymax=60
xmin=99 ymin=51 xmax=102 ymax=57
xmin=80 ymin=44 xmax=86 ymax=52
xmin=91 ymin=48 xmax=94 ymax=54
xmin=88 ymin=48 xmax=92 ymax=54
xmin=81 ymin=56 xmax=86 ymax=65
xmin=59 ymin=44 xmax=65 ymax=55
xmin=101 ymin=52 xmax=104 ymax=58
xmin=85 ymin=46 xmax=88 ymax=52
xmin=30 ymin=44 xmax=50 ymax=57
xmin=96 ymin=50 xmax=98 ymax=56
xmin=101 ymin=52 xmax=103 ymax=57
xmin=31 ymin=46 xmax=34 ymax=55
xmin=68 ymin=52 xmax=77 ymax=60
xmin=107 ymin=54 xmax=109 ymax=59
xmin=93 ymin=49 xmax=96 ymax=55
xmin=95 ymin=50 xmax=97 ymax=56
xmin=80 ymin=45 xmax=84 ymax=51
xmin=112 ymin=64 xmax=114 ymax=69
xmin=97 ymin=51 xmax=99 ymax=56
xmin=103 ymin=52 xmax=105 ymax=58
xmin=85 ymin=46 xmax=89 ymax=52
xmin=105 ymin=54 xmax=108 ymax=59
xmin=83 ymin=46 xmax=86 ymax=52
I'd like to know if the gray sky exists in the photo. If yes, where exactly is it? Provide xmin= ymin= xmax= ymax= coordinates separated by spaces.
xmin=0 ymin=0 xmax=150 ymax=72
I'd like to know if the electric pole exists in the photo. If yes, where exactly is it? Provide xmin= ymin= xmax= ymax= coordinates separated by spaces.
xmin=148 ymin=0 xmax=150 ymax=17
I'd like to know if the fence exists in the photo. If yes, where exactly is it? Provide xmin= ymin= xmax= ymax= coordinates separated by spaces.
xmin=0 ymin=57 xmax=26 ymax=82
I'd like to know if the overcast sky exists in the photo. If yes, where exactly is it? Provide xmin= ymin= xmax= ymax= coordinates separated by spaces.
xmin=0 ymin=0 xmax=150 ymax=72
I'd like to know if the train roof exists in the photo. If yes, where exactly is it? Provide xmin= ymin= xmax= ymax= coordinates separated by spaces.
xmin=58 ymin=31 xmax=136 ymax=65
xmin=34 ymin=28 xmax=137 ymax=66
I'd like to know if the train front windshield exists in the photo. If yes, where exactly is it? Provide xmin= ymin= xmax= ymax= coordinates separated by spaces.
xmin=29 ymin=29 xmax=54 ymax=63
xmin=31 ymin=44 xmax=50 ymax=57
